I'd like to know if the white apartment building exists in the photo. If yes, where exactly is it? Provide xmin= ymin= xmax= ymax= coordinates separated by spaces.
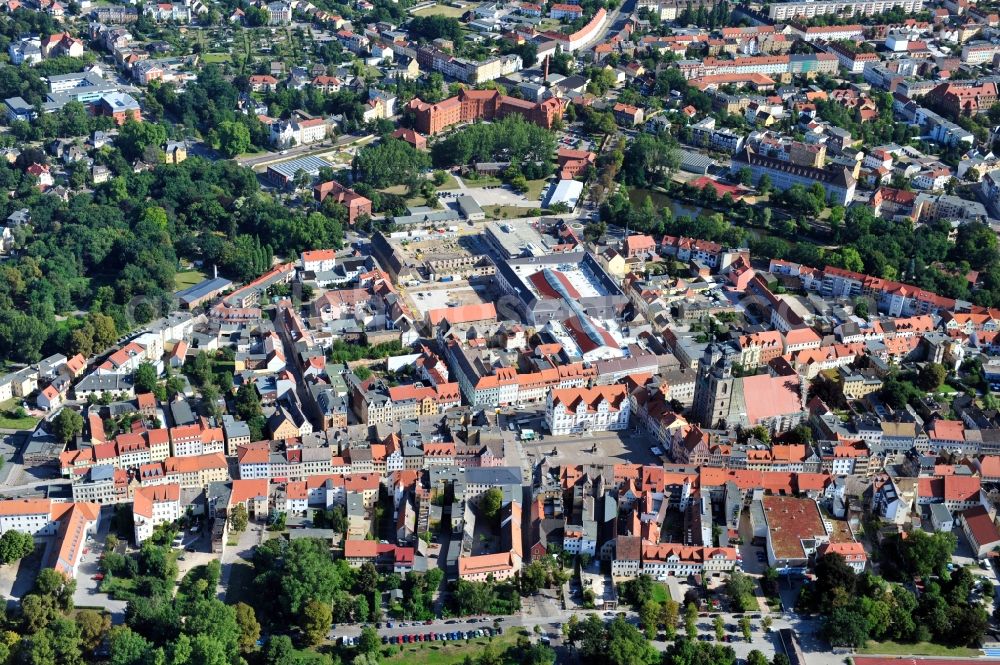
xmin=301 ymin=249 xmax=337 ymax=273
xmin=545 ymin=385 xmax=631 ymax=436
xmin=132 ymin=484 xmax=181 ymax=544
xmin=768 ymin=0 xmax=923 ymax=20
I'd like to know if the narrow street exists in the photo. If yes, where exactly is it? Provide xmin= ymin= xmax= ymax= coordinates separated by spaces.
xmin=271 ymin=306 xmax=319 ymax=432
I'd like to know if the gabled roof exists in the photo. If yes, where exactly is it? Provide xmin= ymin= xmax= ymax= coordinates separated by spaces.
xmin=132 ymin=483 xmax=180 ymax=518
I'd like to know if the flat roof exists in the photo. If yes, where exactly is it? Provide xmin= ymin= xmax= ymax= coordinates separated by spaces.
xmin=267 ymin=155 xmax=332 ymax=179
xmin=484 ymin=220 xmax=547 ymax=258
xmin=456 ymin=195 xmax=483 ymax=217
xmin=762 ymin=495 xmax=826 ymax=563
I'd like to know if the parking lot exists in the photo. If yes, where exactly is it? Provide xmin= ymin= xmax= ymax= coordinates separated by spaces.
xmin=0 ymin=539 xmax=46 ymax=608
xmin=439 ymin=184 xmax=540 ymax=208
xmin=407 ymin=283 xmax=493 ymax=319
xmin=521 ymin=429 xmax=664 ymax=467
xmin=71 ymin=518 xmax=127 ymax=622
xmin=499 ymin=410 xmax=665 ymax=467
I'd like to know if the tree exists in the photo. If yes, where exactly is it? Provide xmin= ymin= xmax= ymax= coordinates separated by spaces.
xmin=214 ymin=121 xmax=252 ymax=158
xmin=353 ymin=138 xmax=431 ymax=189
xmin=747 ymin=650 xmax=769 ymax=665
xmin=229 ymin=504 xmax=248 ymax=533
xmin=823 ymin=605 xmax=869 ymax=648
xmin=300 ymin=600 xmax=332 ymax=646
xmin=521 ymin=561 xmax=548 ymax=595
xmin=183 ymin=598 xmax=241 ymax=661
xmin=358 ymin=626 xmax=379 ymax=656
xmin=713 ymin=614 xmax=725 ymax=641
xmin=606 ymin=616 xmax=659 ymax=665
xmin=234 ymin=383 xmax=264 ymax=440
xmin=479 ymin=487 xmax=503 ymax=520
xmin=263 ymin=635 xmax=296 ymax=665
xmin=739 ymin=616 xmax=752 ymax=642
xmin=584 ymin=221 xmax=607 ymax=245
xmin=639 ymin=600 xmax=660 ymax=639
xmin=109 ymin=627 xmax=151 ymax=665
xmin=190 ymin=633 xmax=228 ymax=665
xmin=899 ymin=530 xmax=956 ymax=579
xmin=18 ymin=630 xmax=57 ymax=665
xmin=684 ymin=602 xmax=698 ymax=639
xmin=53 ymin=408 xmax=84 ymax=443
xmin=133 ymin=362 xmax=158 ymax=395
xmin=255 ymin=538 xmax=343 ymax=616
xmin=812 ymin=552 xmax=857 ymax=612
xmin=918 ymin=363 xmax=947 ymax=391
xmin=761 ymin=616 xmax=773 ymax=633
xmin=622 ymin=574 xmax=654 ymax=607
xmin=725 ymin=570 xmax=757 ymax=612
xmin=758 ymin=173 xmax=773 ymax=194
xmin=234 ymin=602 xmax=261 ymax=654
xmin=21 ymin=594 xmax=53 ymax=633
xmin=116 ymin=118 xmax=167 ymax=162
xmin=0 ymin=529 xmax=34 ymax=564
xmin=660 ymin=599 xmax=679 ymax=640
xmin=75 ymin=609 xmax=110 ymax=652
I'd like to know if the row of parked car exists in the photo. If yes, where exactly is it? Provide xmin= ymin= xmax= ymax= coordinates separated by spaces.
xmin=380 ymin=627 xmax=503 ymax=645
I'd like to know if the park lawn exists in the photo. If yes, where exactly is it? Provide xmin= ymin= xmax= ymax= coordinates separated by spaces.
xmin=380 ymin=184 xmax=410 ymax=196
xmin=524 ymin=178 xmax=549 ymax=201
xmin=434 ymin=173 xmax=460 ymax=190
xmin=202 ymin=52 xmax=232 ymax=63
xmin=463 ymin=175 xmax=503 ymax=188
xmin=650 ymin=583 xmax=671 ymax=604
xmin=0 ymin=398 xmax=39 ymax=431
xmin=174 ymin=268 xmax=207 ymax=290
xmin=411 ymin=3 xmax=470 ymax=18
xmin=383 ymin=629 xmax=527 ymax=665
xmin=859 ymin=641 xmax=979 ymax=657
xmin=484 ymin=205 xmax=540 ymax=220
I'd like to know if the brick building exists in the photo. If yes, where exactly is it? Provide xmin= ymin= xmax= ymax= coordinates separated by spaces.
xmin=406 ymin=88 xmax=563 ymax=135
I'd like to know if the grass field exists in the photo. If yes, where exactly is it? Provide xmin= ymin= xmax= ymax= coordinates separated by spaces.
xmin=461 ymin=175 xmax=503 ymax=188
xmin=380 ymin=184 xmax=410 ymax=196
xmin=202 ymin=53 xmax=232 ymax=64
xmin=411 ymin=3 xmax=470 ymax=18
xmin=174 ymin=269 xmax=207 ymax=290
xmin=650 ymin=583 xmax=671 ymax=604
xmin=0 ymin=398 xmax=39 ymax=431
xmin=484 ymin=204 xmax=541 ymax=219
xmin=383 ymin=629 xmax=527 ymax=665
xmin=524 ymin=178 xmax=549 ymax=201
xmin=859 ymin=641 xmax=979 ymax=657
xmin=434 ymin=173 xmax=460 ymax=190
